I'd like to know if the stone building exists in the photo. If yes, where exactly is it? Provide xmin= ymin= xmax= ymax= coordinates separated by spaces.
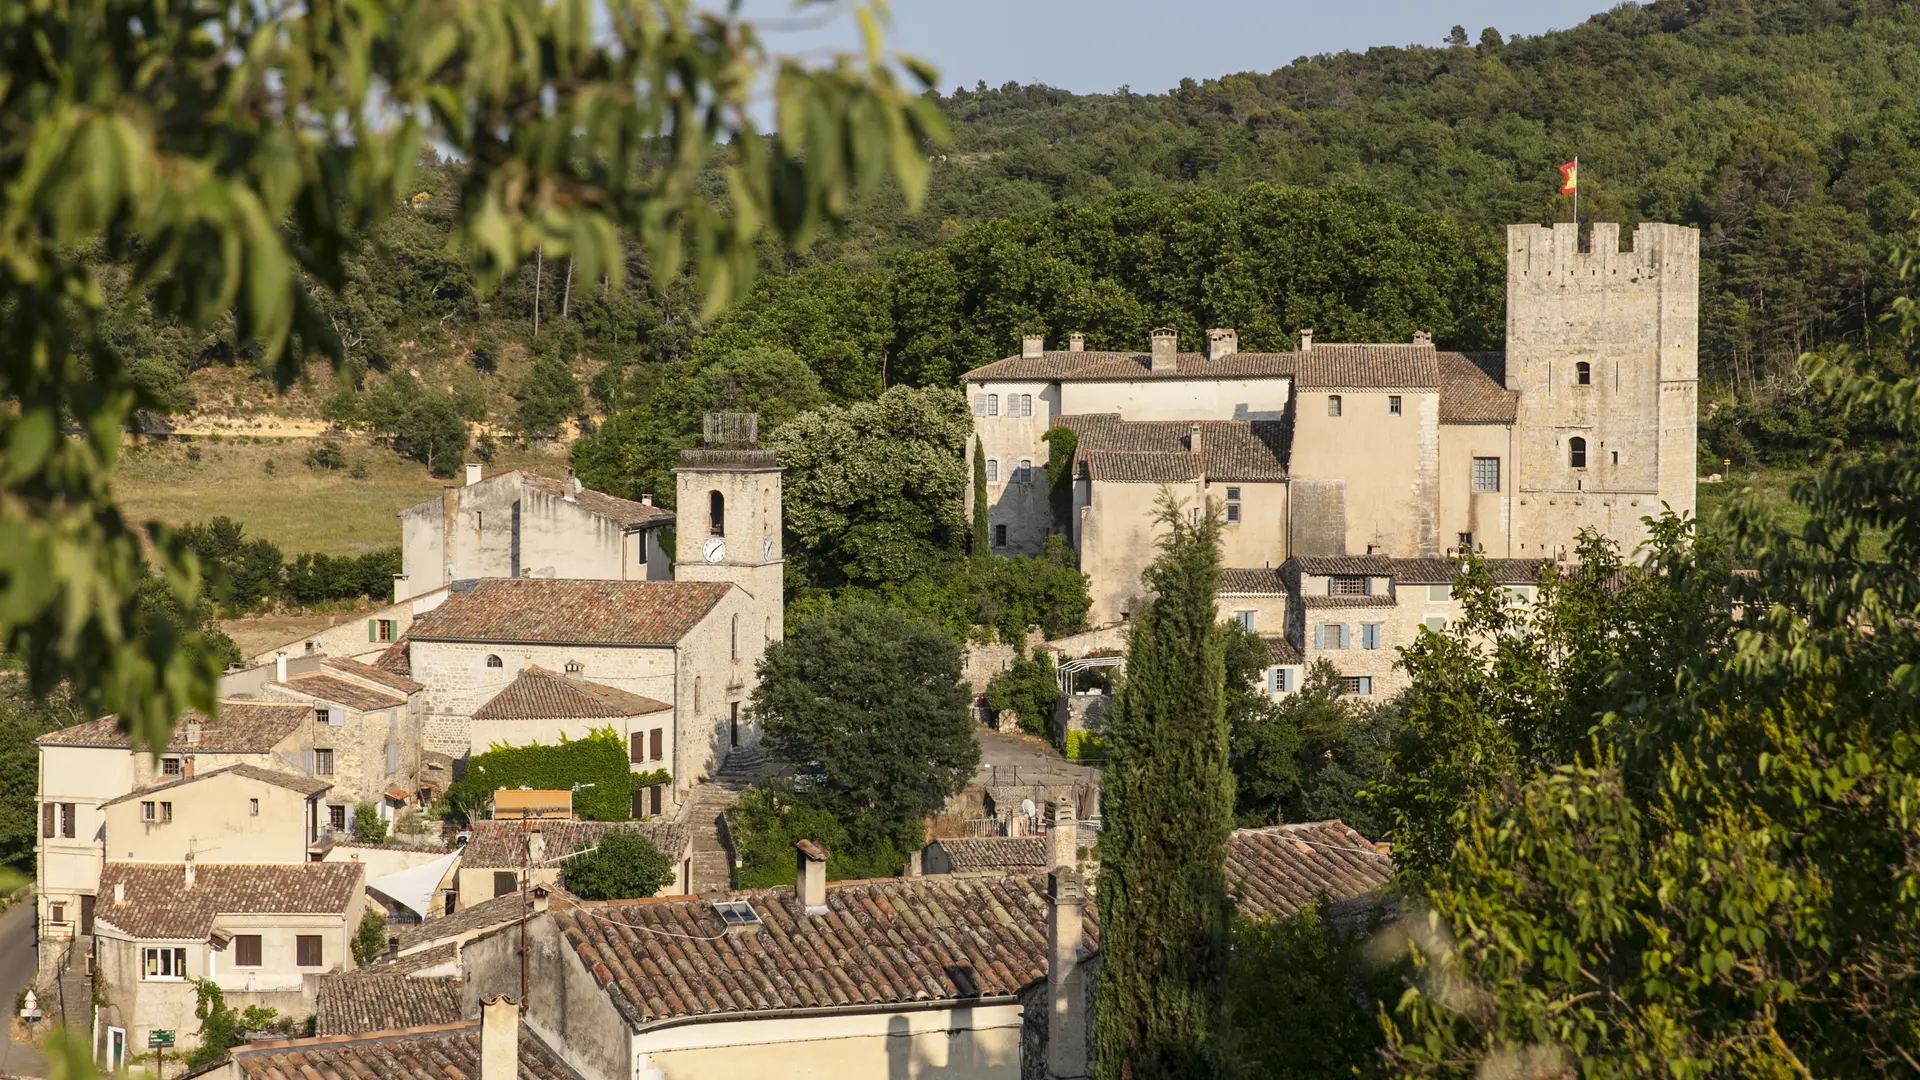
xmin=97 ymin=764 xmax=331 ymax=864
xmin=396 ymin=467 xmax=676 ymax=603
xmin=450 ymin=819 xmax=693 ymax=909
xmin=965 ymin=222 xmax=1699 ymax=627
xmin=468 ymin=665 xmax=673 ymax=778
xmin=251 ymin=657 xmax=428 ymax=825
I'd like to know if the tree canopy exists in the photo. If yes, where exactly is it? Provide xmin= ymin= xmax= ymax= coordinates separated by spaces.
xmin=561 ymin=832 xmax=674 ymax=901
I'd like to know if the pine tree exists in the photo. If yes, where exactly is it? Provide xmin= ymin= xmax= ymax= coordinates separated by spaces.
xmin=971 ymin=435 xmax=990 ymax=559
xmin=1095 ymin=492 xmax=1235 ymax=1080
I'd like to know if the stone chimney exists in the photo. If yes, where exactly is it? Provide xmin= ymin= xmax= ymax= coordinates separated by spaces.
xmin=1299 ymin=328 xmax=1314 ymax=353
xmin=1045 ymin=796 xmax=1076 ymax=870
xmin=640 ymin=494 xmax=653 ymax=506
xmin=1205 ymin=328 xmax=1238 ymax=360
xmin=1188 ymin=422 xmax=1203 ymax=456
xmin=183 ymin=855 xmax=196 ymax=890
xmin=113 ymin=881 xmax=125 ymax=905
xmin=1412 ymin=330 xmax=1433 ymax=347
xmin=480 ymin=996 xmax=519 ymax=1080
xmin=275 ymin=652 xmax=288 ymax=684
xmin=466 ymin=463 xmax=483 ymax=487
xmin=1047 ymin=867 xmax=1089 ymax=1080
xmin=1068 ymin=332 xmax=1086 ymax=353
xmin=1022 ymin=335 xmax=1045 ymax=359
xmin=531 ymin=885 xmax=551 ymax=914
xmin=386 ymin=937 xmax=399 ymax=963
xmin=1149 ymin=328 xmax=1178 ymax=373
xmin=795 ymin=840 xmax=828 ymax=914
xmin=526 ymin=828 xmax=545 ymax=867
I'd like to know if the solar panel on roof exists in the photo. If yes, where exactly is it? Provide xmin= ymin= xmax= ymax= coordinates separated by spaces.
xmin=712 ymin=900 xmax=761 ymax=926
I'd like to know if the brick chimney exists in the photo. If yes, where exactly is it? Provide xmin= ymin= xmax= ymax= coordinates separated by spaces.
xmin=1046 ymin=796 xmax=1076 ymax=870
xmin=466 ymin=463 xmax=483 ymax=487
xmin=1149 ymin=328 xmax=1178 ymax=372
xmin=1299 ymin=328 xmax=1314 ymax=353
xmin=1047 ymin=867 xmax=1089 ymax=1080
xmin=480 ymin=996 xmax=519 ymax=1080
xmin=795 ymin=840 xmax=828 ymax=914
xmin=1022 ymin=335 xmax=1045 ymax=359
xmin=1205 ymin=328 xmax=1238 ymax=360
xmin=1068 ymin=332 xmax=1085 ymax=353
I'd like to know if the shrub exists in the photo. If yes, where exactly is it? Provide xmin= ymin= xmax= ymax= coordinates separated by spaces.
xmin=348 ymin=459 xmax=370 ymax=480
xmin=985 ymin=647 xmax=1058 ymax=737
xmin=726 ymin=784 xmax=918 ymax=888
xmin=262 ymin=456 xmax=277 ymax=474
xmin=184 ymin=444 xmax=203 ymax=463
xmin=352 ymin=801 xmax=388 ymax=844
xmin=1065 ymin=730 xmax=1109 ymax=761
xmin=446 ymin=728 xmax=669 ymax=823
xmin=350 ymin=908 xmax=388 ymax=967
xmin=305 ymin=440 xmax=348 ymax=471
xmin=561 ymin=832 xmax=673 ymax=900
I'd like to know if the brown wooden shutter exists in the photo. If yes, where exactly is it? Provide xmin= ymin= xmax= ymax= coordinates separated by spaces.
xmin=61 ymin=804 xmax=75 ymax=838
xmin=631 ymin=789 xmax=645 ymax=819
xmin=296 ymin=935 xmax=323 ymax=967
xmin=235 ymin=935 xmax=262 ymax=967
xmin=649 ymin=785 xmax=662 ymax=817
xmin=41 ymin=803 xmax=53 ymax=839
xmin=649 ymin=728 xmax=663 ymax=761
xmin=629 ymin=732 xmax=644 ymax=764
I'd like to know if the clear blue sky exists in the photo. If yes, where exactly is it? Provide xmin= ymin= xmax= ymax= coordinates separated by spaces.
xmin=740 ymin=0 xmax=1616 ymax=97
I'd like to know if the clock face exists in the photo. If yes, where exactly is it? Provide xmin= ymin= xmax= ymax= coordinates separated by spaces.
xmin=703 ymin=536 xmax=727 ymax=563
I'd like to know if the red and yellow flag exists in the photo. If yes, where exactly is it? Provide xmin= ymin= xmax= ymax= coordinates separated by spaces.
xmin=1559 ymin=159 xmax=1579 ymax=194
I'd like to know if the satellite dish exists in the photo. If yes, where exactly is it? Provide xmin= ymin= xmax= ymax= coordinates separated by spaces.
xmin=1021 ymin=798 xmax=1036 ymax=820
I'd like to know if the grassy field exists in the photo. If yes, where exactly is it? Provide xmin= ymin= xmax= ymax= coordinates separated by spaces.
xmin=115 ymin=435 xmax=569 ymax=557
xmin=1696 ymin=464 xmax=1888 ymax=560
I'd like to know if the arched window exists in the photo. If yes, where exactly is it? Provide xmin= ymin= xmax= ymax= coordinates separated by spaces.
xmin=1575 ymin=361 xmax=1592 ymax=385
xmin=730 ymin=614 xmax=739 ymax=661
xmin=485 ymin=655 xmax=503 ymax=668
xmin=986 ymin=459 xmax=1000 ymax=483
xmin=1569 ymin=437 xmax=1587 ymax=469
xmin=709 ymin=490 xmax=725 ymax=536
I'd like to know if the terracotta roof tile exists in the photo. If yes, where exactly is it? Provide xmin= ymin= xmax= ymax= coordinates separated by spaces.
xmin=323 ymin=657 xmax=425 ymax=695
xmin=967 ymin=350 xmax=1297 ymax=383
xmin=1438 ymin=351 xmax=1518 ymax=424
xmin=474 ymin=667 xmax=671 ymax=721
xmin=459 ymin=820 xmax=692 ymax=871
xmin=279 ymin=673 xmax=409 ymax=711
xmin=373 ymin=636 xmax=412 ymax=675
xmin=99 ymin=763 xmax=330 ymax=808
xmin=932 ymin=837 xmax=1049 ymax=873
xmin=1261 ymin=636 xmax=1303 ymax=665
xmin=392 ymin=894 xmax=529 ymax=954
xmin=1300 ymin=595 xmax=1399 ymax=610
xmin=1220 ymin=568 xmax=1285 ymax=595
xmin=1060 ymin=414 xmax=1287 ymax=484
xmin=1291 ymin=344 xmax=1440 ymax=390
xmin=232 ymin=1022 xmax=579 ymax=1080
xmin=408 ymin=580 xmax=730 ymax=646
xmin=1292 ymin=555 xmax=1549 ymax=585
xmin=521 ymin=474 xmax=674 ymax=530
xmin=94 ymin=863 xmax=363 ymax=939
xmin=1227 ymin=821 xmax=1395 ymax=920
xmin=37 ymin=703 xmax=308 ymax=752
xmin=314 ymin=973 xmax=463 ymax=1035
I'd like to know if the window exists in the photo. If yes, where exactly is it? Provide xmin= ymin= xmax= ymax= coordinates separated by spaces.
xmin=314 ymin=749 xmax=334 ymax=777
xmin=1314 ymin=624 xmax=1350 ymax=650
xmin=1388 ymin=395 xmax=1402 ymax=416
xmin=143 ymin=947 xmax=187 ymax=980
xmin=1472 ymin=457 xmax=1500 ymax=492
xmin=314 ymin=708 xmax=332 ymax=726
xmin=709 ymin=490 xmax=725 ymax=536
xmin=161 ymin=757 xmax=183 ymax=777
xmin=140 ymin=801 xmax=154 ymax=823
xmin=1235 ymin=611 xmax=1256 ymax=631
xmin=564 ymin=660 xmax=584 ymax=674
xmin=493 ymin=872 xmax=517 ymax=898
xmin=233 ymin=935 xmax=262 ymax=968
xmin=1361 ymin=623 xmax=1382 ymax=650
xmin=1278 ymin=668 xmax=1295 ymax=693
xmin=1569 ymin=436 xmax=1587 ymax=469
xmin=1427 ymin=584 xmax=1453 ymax=602
xmin=1267 ymin=668 xmax=1296 ymax=693
xmin=993 ymin=524 xmax=1007 ymax=548
xmin=49 ymin=904 xmax=64 ymax=924
xmin=140 ymin=802 xmax=171 ymax=824
xmin=987 ymin=394 xmax=999 ymax=416
xmin=1424 ymin=616 xmax=1448 ymax=632
xmin=1022 ymin=394 xmax=1034 ymax=417
xmin=649 ymin=785 xmax=663 ymax=817
xmin=629 ymin=732 xmax=646 ymax=764
xmin=295 ymin=935 xmax=323 ymax=968
xmin=485 ymin=655 xmax=503 ymax=668
xmin=731 ymin=613 xmax=739 ymax=660
xmin=249 ymin=798 xmax=259 ymax=816
xmin=386 ymin=743 xmax=399 ymax=774
xmin=1330 ymin=576 xmax=1369 ymax=597
xmin=1504 ymin=586 xmax=1532 ymax=607
xmin=371 ymin=619 xmax=395 ymax=643
xmin=1575 ymin=361 xmax=1592 ymax=385
xmin=328 ymin=805 xmax=346 ymax=831
xmin=1327 ymin=395 xmax=1342 ymax=417
xmin=41 ymin=804 xmax=51 ymax=838
xmin=1342 ymin=676 xmax=1374 ymax=696
xmin=972 ymin=394 xmax=990 ymax=417
xmin=1225 ymin=487 xmax=1241 ymax=524
xmin=650 ymin=728 xmax=664 ymax=761
xmin=1458 ymin=532 xmax=1474 ymax=551
xmin=1612 ymin=450 xmax=1619 ymax=466
xmin=60 ymin=803 xmax=75 ymax=838
xmin=1017 ymin=459 xmax=1032 ymax=483
xmin=985 ymin=458 xmax=1000 ymax=483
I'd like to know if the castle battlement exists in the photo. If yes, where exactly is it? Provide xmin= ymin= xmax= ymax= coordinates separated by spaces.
xmin=1507 ymin=222 xmax=1699 ymax=287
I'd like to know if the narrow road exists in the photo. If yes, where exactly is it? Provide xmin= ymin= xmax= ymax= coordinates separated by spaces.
xmin=0 ymin=903 xmax=47 ymax=1077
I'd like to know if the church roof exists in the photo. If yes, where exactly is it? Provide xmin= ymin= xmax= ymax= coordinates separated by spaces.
xmin=473 ymin=667 xmax=671 ymax=721
xmin=406 ymin=580 xmax=730 ymax=647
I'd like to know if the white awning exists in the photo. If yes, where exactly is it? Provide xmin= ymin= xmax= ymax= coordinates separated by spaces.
xmin=366 ymin=849 xmax=462 ymax=918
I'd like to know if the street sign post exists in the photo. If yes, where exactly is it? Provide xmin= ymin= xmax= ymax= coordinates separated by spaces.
xmin=150 ymin=1028 xmax=174 ymax=1073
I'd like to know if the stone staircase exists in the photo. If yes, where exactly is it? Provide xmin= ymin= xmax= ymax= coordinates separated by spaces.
xmin=680 ymin=746 xmax=775 ymax=896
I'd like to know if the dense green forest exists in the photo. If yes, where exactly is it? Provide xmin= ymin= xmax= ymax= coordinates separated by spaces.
xmin=111 ymin=0 xmax=1920 ymax=472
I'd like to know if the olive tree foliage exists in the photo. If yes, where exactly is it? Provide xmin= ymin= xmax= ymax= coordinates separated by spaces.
xmin=0 ymin=0 xmax=946 ymax=755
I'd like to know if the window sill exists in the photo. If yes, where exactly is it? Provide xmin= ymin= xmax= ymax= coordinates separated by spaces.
xmin=143 ymin=976 xmax=187 ymax=983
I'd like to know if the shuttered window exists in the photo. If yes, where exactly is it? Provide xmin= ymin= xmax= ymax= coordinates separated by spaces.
xmin=41 ymin=803 xmax=53 ymax=839
xmin=295 ymin=935 xmax=323 ymax=967
xmin=493 ymin=872 xmax=517 ymax=898
xmin=650 ymin=728 xmax=664 ymax=761
xmin=1361 ymin=624 xmax=1382 ymax=650
xmin=629 ymin=732 xmax=645 ymax=764
xmin=234 ymin=935 xmax=262 ymax=967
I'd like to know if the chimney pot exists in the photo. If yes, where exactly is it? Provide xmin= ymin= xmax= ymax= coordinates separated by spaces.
xmin=1149 ymin=328 xmax=1178 ymax=372
xmin=1205 ymin=328 xmax=1238 ymax=360
xmin=640 ymin=494 xmax=653 ymax=506
xmin=1412 ymin=330 xmax=1433 ymax=347
xmin=480 ymin=996 xmax=519 ymax=1080
xmin=1047 ymin=867 xmax=1089 ymax=1080
xmin=183 ymin=857 xmax=196 ymax=890
xmin=465 ymin=463 xmax=483 ymax=487
xmin=386 ymin=937 xmax=399 ymax=962
xmin=532 ymin=885 xmax=551 ymax=914
xmin=275 ymin=652 xmax=288 ymax=684
xmin=1299 ymin=328 xmax=1314 ymax=353
xmin=1021 ymin=335 xmax=1045 ymax=359
xmin=1045 ymin=797 xmax=1077 ymax=870
xmin=1068 ymin=333 xmax=1085 ymax=353
xmin=795 ymin=840 xmax=828 ymax=914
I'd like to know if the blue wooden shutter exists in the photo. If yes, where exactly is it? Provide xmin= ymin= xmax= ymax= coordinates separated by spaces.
xmin=1313 ymin=624 xmax=1324 ymax=649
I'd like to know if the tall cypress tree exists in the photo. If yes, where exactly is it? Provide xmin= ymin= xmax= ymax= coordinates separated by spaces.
xmin=971 ymin=435 xmax=990 ymax=559
xmin=1095 ymin=493 xmax=1235 ymax=1080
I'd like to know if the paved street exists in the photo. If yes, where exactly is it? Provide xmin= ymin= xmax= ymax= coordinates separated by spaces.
xmin=0 ymin=903 xmax=47 ymax=1077
xmin=973 ymin=727 xmax=1100 ymax=791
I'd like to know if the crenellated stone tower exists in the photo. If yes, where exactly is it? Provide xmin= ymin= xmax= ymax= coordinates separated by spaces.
xmin=1506 ymin=222 xmax=1698 ymax=558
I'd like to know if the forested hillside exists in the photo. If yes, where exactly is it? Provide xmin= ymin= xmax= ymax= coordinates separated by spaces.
xmin=115 ymin=0 xmax=1920 ymax=472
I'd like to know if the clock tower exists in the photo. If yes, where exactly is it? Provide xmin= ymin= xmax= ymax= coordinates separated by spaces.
xmin=673 ymin=413 xmax=785 ymax=650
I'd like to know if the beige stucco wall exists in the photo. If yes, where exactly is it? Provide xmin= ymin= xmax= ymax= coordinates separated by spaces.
xmin=632 ymin=1004 xmax=1025 ymax=1080
xmin=1058 ymin=376 xmax=1291 ymax=421
xmin=1437 ymin=425 xmax=1515 ymax=556
xmin=1507 ymin=222 xmax=1698 ymax=559
xmin=413 ymin=640 xmax=677 ymax=756
xmin=1215 ymin=593 xmax=1288 ymax=638
xmin=966 ymin=379 xmax=1059 ymax=557
xmin=1291 ymin=580 xmax=1537 ymax=699
xmin=245 ymin=588 xmax=452 ymax=667
xmin=102 ymin=771 xmax=315 ymax=865
xmin=1289 ymin=388 xmax=1439 ymax=557
xmin=36 ymin=745 xmax=137 ymax=938
xmin=1208 ymin=479 xmax=1287 ymax=569
xmin=1077 ymin=479 xmax=1197 ymax=626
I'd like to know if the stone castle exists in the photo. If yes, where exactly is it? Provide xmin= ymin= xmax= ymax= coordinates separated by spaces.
xmin=965 ymin=221 xmax=1699 ymax=628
